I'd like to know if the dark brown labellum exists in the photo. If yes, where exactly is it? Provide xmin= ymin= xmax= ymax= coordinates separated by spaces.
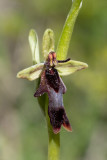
xmin=34 ymin=52 xmax=72 ymax=134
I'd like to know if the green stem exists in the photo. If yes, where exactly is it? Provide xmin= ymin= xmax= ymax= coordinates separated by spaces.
xmin=45 ymin=96 xmax=60 ymax=160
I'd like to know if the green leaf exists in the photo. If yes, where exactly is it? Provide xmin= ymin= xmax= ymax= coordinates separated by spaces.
xmin=29 ymin=29 xmax=40 ymax=64
xmin=56 ymin=0 xmax=83 ymax=60
xmin=42 ymin=29 xmax=55 ymax=59
xmin=17 ymin=63 xmax=44 ymax=81
xmin=56 ymin=59 xmax=88 ymax=76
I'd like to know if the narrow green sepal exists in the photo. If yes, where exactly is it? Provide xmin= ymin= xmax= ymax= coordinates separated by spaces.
xmin=56 ymin=60 xmax=88 ymax=76
xmin=42 ymin=29 xmax=55 ymax=59
xmin=29 ymin=29 xmax=40 ymax=64
xmin=17 ymin=63 xmax=44 ymax=81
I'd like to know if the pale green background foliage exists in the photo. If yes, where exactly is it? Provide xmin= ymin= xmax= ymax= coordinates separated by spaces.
xmin=0 ymin=0 xmax=107 ymax=160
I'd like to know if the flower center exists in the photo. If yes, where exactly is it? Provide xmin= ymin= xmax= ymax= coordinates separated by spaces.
xmin=47 ymin=51 xmax=58 ymax=67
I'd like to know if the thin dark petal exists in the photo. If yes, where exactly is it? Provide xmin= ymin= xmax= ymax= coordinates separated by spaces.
xmin=57 ymin=58 xmax=71 ymax=63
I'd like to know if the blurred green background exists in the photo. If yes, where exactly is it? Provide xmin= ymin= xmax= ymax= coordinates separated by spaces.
xmin=0 ymin=0 xmax=107 ymax=160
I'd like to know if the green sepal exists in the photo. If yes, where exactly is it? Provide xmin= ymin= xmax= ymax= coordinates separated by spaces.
xmin=17 ymin=63 xmax=44 ymax=81
xmin=56 ymin=60 xmax=88 ymax=76
xmin=29 ymin=29 xmax=40 ymax=64
xmin=42 ymin=29 xmax=55 ymax=59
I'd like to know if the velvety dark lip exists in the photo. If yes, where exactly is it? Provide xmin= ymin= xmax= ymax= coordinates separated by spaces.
xmin=34 ymin=52 xmax=72 ymax=134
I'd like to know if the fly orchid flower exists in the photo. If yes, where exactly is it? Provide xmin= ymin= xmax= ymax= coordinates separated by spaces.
xmin=17 ymin=29 xmax=88 ymax=134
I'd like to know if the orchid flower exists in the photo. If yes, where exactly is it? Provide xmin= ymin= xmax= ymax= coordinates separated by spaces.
xmin=17 ymin=29 xmax=88 ymax=134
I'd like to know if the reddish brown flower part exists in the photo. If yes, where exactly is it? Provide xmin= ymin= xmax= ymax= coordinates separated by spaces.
xmin=34 ymin=52 xmax=72 ymax=134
